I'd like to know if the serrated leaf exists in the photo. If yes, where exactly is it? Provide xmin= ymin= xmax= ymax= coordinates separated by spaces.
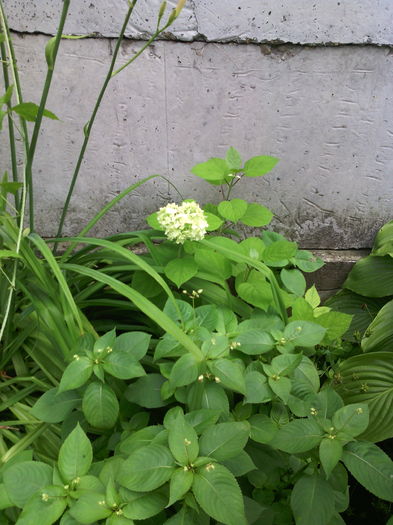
xmin=117 ymin=444 xmax=175 ymax=492
xmin=31 ymin=388 xmax=81 ymax=423
xmin=241 ymin=203 xmax=273 ymax=227
xmin=274 ymin=419 xmax=323 ymax=453
xmin=249 ymin=414 xmax=277 ymax=444
xmin=123 ymin=489 xmax=167 ymax=520
xmin=193 ymin=464 xmax=247 ymax=525
xmin=245 ymin=371 xmax=272 ymax=404
xmin=164 ymin=258 xmax=198 ymax=288
xmin=58 ymin=424 xmax=92 ymax=483
xmin=332 ymin=403 xmax=369 ymax=437
xmin=69 ymin=492 xmax=111 ymax=523
xmin=291 ymin=474 xmax=335 ymax=525
xmin=281 ymin=268 xmax=306 ymax=297
xmin=58 ymin=356 xmax=93 ymax=393
xmin=82 ymin=382 xmax=119 ymax=429
xmin=284 ymin=321 xmax=326 ymax=347
xmin=319 ymin=438 xmax=343 ymax=479
xmin=225 ymin=147 xmax=242 ymax=170
xmin=199 ymin=422 xmax=249 ymax=461
xmin=218 ymin=199 xmax=248 ymax=223
xmin=243 ymin=155 xmax=279 ymax=177
xmin=16 ymin=485 xmax=67 ymax=525
xmin=168 ymin=469 xmax=193 ymax=506
xmin=342 ymin=441 xmax=393 ymax=502
xmin=3 ymin=462 xmax=52 ymax=507
xmin=191 ymin=158 xmax=229 ymax=183
xmin=170 ymin=353 xmax=199 ymax=388
xmin=168 ymin=413 xmax=199 ymax=465
xmin=208 ymin=358 xmax=246 ymax=394
xmin=125 ymin=374 xmax=168 ymax=408
xmin=12 ymin=102 xmax=59 ymax=122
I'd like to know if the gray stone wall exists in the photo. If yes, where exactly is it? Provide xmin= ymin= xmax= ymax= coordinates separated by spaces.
xmin=1 ymin=0 xmax=392 ymax=248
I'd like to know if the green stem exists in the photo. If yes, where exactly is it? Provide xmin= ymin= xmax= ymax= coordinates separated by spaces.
xmin=24 ymin=0 xmax=70 ymax=231
xmin=0 ymin=41 xmax=19 ymax=210
xmin=53 ymin=1 xmax=138 ymax=250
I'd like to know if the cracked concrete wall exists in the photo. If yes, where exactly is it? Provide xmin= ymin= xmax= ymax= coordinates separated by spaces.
xmin=1 ymin=1 xmax=393 ymax=248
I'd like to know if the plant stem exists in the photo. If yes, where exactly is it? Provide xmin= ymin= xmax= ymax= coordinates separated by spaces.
xmin=24 ymin=0 xmax=70 ymax=231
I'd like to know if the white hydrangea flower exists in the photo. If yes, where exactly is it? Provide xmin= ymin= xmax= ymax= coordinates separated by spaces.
xmin=157 ymin=201 xmax=208 ymax=244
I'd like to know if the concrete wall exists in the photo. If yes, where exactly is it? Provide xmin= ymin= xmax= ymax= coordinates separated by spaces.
xmin=1 ymin=0 xmax=393 ymax=248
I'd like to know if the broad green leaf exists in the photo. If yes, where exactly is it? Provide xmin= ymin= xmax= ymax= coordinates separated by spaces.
xmin=94 ymin=329 xmax=116 ymax=355
xmin=218 ymin=199 xmax=248 ymax=223
xmin=0 ymin=182 xmax=23 ymax=196
xmin=58 ymin=356 xmax=93 ymax=393
xmin=342 ymin=441 xmax=393 ymax=502
xmin=0 ymin=484 xmax=13 ymax=510
xmin=165 ymin=258 xmax=198 ymax=288
xmin=119 ymin=426 xmax=164 ymax=455
xmin=168 ymin=413 xmax=199 ymax=465
xmin=281 ymin=268 xmax=306 ymax=297
xmin=243 ymin=155 xmax=279 ymax=177
xmin=122 ymin=489 xmax=167 ymax=520
xmin=0 ymin=85 xmax=13 ymax=105
xmin=170 ymin=354 xmax=199 ymax=388
xmin=249 ymin=414 xmax=277 ymax=444
xmin=309 ymin=388 xmax=344 ymax=420
xmin=319 ymin=438 xmax=343 ymax=479
xmin=31 ymin=388 xmax=80 ymax=423
xmin=82 ymin=382 xmax=119 ymax=429
xmin=241 ymin=203 xmax=273 ymax=227
xmin=208 ymin=358 xmax=246 ymax=394
xmin=239 ymin=237 xmax=265 ymax=260
xmin=236 ymin=269 xmax=273 ymax=311
xmin=334 ymin=352 xmax=393 ymax=442
xmin=117 ymin=444 xmax=175 ymax=492
xmin=291 ymin=356 xmax=320 ymax=398
xmin=12 ymin=102 xmax=59 ymax=122
xmin=58 ymin=424 xmax=92 ymax=483
xmin=168 ymin=469 xmax=193 ymax=506
xmin=274 ymin=419 xmax=323 ymax=453
xmin=125 ymin=374 xmax=167 ymax=408
xmin=16 ymin=485 xmax=67 ymax=525
xmin=305 ymin=285 xmax=321 ymax=308
xmin=146 ymin=211 xmax=163 ymax=230
xmin=332 ymin=403 xmax=369 ymax=437
xmin=225 ymin=147 xmax=242 ymax=170
xmin=284 ymin=321 xmax=326 ymax=347
xmin=268 ymin=376 xmax=292 ymax=404
xmin=293 ymin=250 xmax=324 ymax=272
xmin=271 ymin=353 xmax=303 ymax=376
xmin=3 ymin=461 xmax=52 ymax=507
xmin=191 ymin=158 xmax=229 ymax=183
xmin=184 ymin=408 xmax=221 ymax=434
xmin=132 ymin=270 xmax=162 ymax=298
xmin=263 ymin=240 xmax=297 ymax=266
xmin=194 ymin=248 xmax=232 ymax=279
xmin=316 ymin=311 xmax=353 ymax=344
xmin=291 ymin=474 xmax=335 ymax=525
xmin=103 ymin=358 xmax=145 ymax=380
xmin=344 ymin=255 xmax=393 ymax=297
xmin=69 ymin=492 xmax=111 ymax=523
xmin=245 ymin=371 xmax=272 ymax=404
xmin=361 ymin=298 xmax=393 ymax=352
xmin=372 ymin=220 xmax=393 ymax=256
xmin=204 ymin=211 xmax=224 ymax=231
xmin=199 ymin=422 xmax=249 ymax=461
xmin=113 ymin=331 xmax=151 ymax=361
xmin=222 ymin=451 xmax=256 ymax=477
xmin=237 ymin=330 xmax=274 ymax=355
xmin=188 ymin=382 xmax=230 ymax=413
xmin=193 ymin=464 xmax=247 ymax=525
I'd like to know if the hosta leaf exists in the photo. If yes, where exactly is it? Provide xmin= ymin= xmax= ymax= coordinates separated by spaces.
xmin=274 ymin=419 xmax=323 ymax=453
xmin=164 ymin=258 xmax=198 ymax=288
xmin=58 ymin=357 xmax=93 ymax=393
xmin=58 ymin=424 xmax=92 ymax=483
xmin=193 ymin=464 xmax=247 ymax=525
xmin=241 ymin=203 xmax=273 ymax=227
xmin=335 ymin=352 xmax=393 ymax=442
xmin=82 ymin=382 xmax=119 ymax=429
xmin=199 ymin=422 xmax=249 ymax=461
xmin=342 ymin=441 xmax=393 ymax=502
xmin=117 ymin=444 xmax=175 ymax=492
xmin=361 ymin=298 xmax=393 ymax=352
xmin=344 ymin=255 xmax=393 ymax=297
xmin=372 ymin=220 xmax=393 ymax=256
xmin=31 ymin=388 xmax=80 ymax=423
xmin=3 ymin=461 xmax=52 ymax=507
xmin=291 ymin=474 xmax=335 ymax=525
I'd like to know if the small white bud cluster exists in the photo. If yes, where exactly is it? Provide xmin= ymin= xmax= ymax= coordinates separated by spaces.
xmin=157 ymin=201 xmax=208 ymax=244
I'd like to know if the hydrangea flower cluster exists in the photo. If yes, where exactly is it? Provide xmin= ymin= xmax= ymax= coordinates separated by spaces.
xmin=157 ymin=201 xmax=208 ymax=244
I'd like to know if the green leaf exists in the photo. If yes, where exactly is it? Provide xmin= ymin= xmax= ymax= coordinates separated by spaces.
xmin=243 ymin=155 xmax=279 ymax=177
xmin=194 ymin=248 xmax=232 ymax=279
xmin=344 ymin=255 xmax=393 ymax=297
xmin=239 ymin=237 xmax=265 ymax=260
xmin=245 ymin=372 xmax=272 ymax=404
xmin=334 ymin=351 xmax=393 ymax=442
xmin=342 ymin=441 xmax=393 ymax=502
xmin=170 ymin=354 xmax=199 ymax=388
xmin=249 ymin=414 xmax=277 ymax=444
xmin=58 ymin=424 xmax=92 ymax=483
xmin=222 ymin=451 xmax=256 ymax=477
xmin=208 ymin=358 xmax=246 ymax=394
xmin=281 ymin=268 xmax=306 ymax=297
xmin=58 ymin=356 xmax=93 ymax=393
xmin=103 ymin=331 xmax=149 ymax=379
xmin=103 ymin=358 xmax=145 ymax=381
xmin=193 ymin=463 xmax=247 ymax=525
xmin=218 ymin=199 xmax=248 ymax=223
xmin=204 ymin=211 xmax=224 ymax=231
xmin=199 ymin=422 xmax=249 ymax=461
xmin=69 ymin=492 xmax=111 ymax=524
xmin=168 ymin=413 xmax=199 ymax=465
xmin=191 ymin=158 xmax=230 ymax=183
xmin=361 ymin=298 xmax=393 ymax=352
xmin=240 ymin=203 xmax=273 ymax=227
xmin=268 ymin=376 xmax=292 ymax=404
xmin=237 ymin=330 xmax=274 ymax=355
xmin=284 ymin=320 xmax=326 ymax=347
xmin=16 ymin=485 xmax=67 ymax=525
xmin=316 ymin=311 xmax=353 ymax=344
xmin=236 ymin=270 xmax=273 ymax=311
xmin=274 ymin=419 xmax=323 ymax=453
xmin=372 ymin=220 xmax=393 ymax=256
xmin=3 ymin=462 xmax=52 ymax=507
xmin=293 ymin=250 xmax=324 ymax=272
xmin=263 ymin=240 xmax=297 ymax=265
xmin=225 ymin=147 xmax=242 ymax=170
xmin=82 ymin=382 xmax=119 ymax=429
xmin=0 ymin=181 xmax=23 ymax=196
xmin=117 ymin=444 xmax=175 ymax=492
xmin=332 ymin=403 xmax=369 ymax=437
xmin=31 ymin=388 xmax=80 ymax=423
xmin=122 ymin=489 xmax=167 ymax=520
xmin=291 ymin=356 xmax=320 ymax=398
xmin=164 ymin=258 xmax=198 ymax=288
xmin=319 ymin=438 xmax=343 ymax=479
xmin=291 ymin=474 xmax=335 ymax=525
xmin=12 ymin=102 xmax=59 ymax=122
xmin=146 ymin=211 xmax=164 ymax=230
xmin=0 ymin=85 xmax=13 ymax=105
xmin=168 ymin=469 xmax=194 ymax=506
xmin=125 ymin=374 xmax=168 ymax=408
xmin=305 ymin=285 xmax=321 ymax=308
xmin=271 ymin=353 xmax=303 ymax=376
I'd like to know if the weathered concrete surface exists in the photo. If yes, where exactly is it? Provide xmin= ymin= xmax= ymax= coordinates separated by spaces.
xmin=3 ymin=0 xmax=393 ymax=45
xmin=1 ymin=35 xmax=392 ymax=248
